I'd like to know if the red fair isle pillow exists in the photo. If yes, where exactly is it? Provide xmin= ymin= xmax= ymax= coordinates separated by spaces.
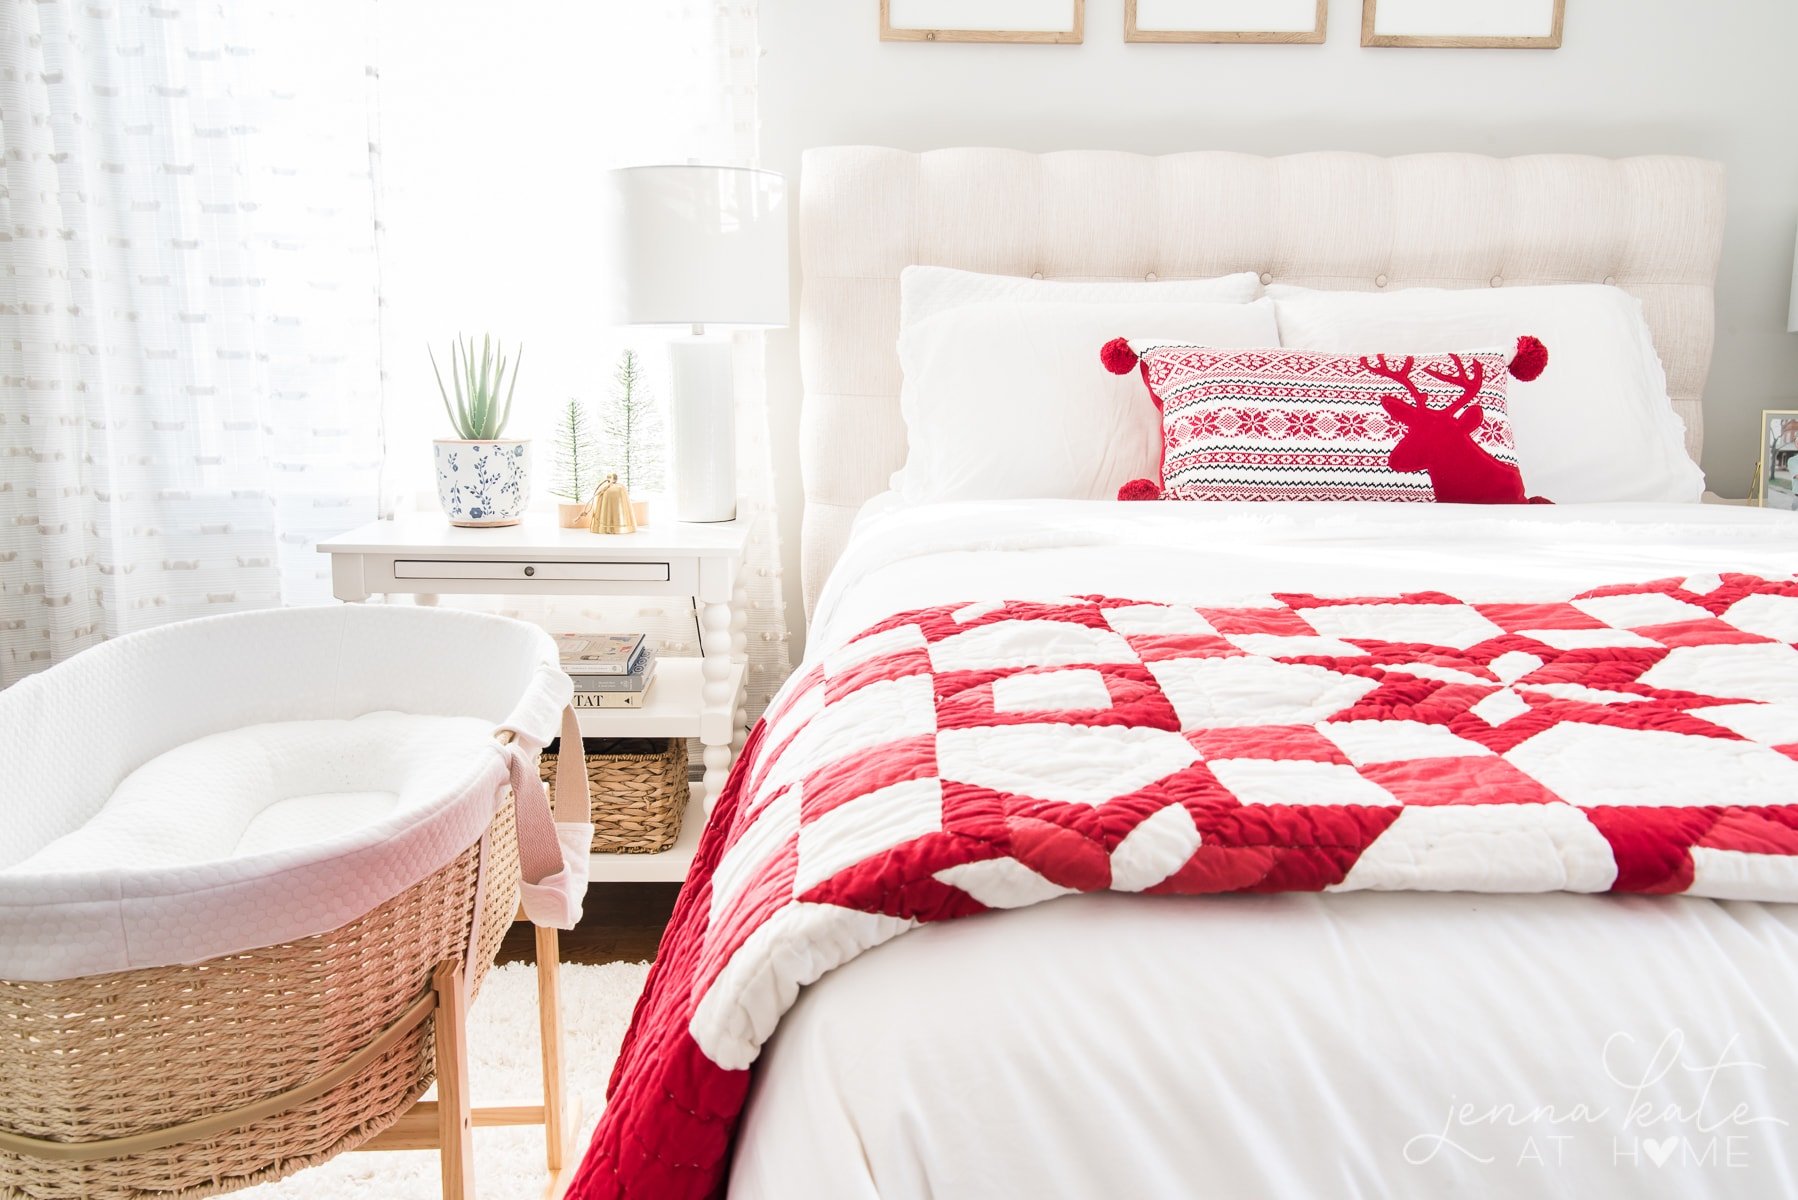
xmin=1105 ymin=336 xmax=1548 ymax=504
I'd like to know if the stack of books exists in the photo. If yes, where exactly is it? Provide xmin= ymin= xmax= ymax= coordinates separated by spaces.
xmin=557 ymin=633 xmax=657 ymax=709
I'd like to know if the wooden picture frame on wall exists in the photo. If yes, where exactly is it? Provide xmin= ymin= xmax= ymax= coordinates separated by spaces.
xmin=1126 ymin=0 xmax=1327 ymax=44
xmin=881 ymin=0 xmax=1085 ymax=43
xmin=1362 ymin=0 xmax=1564 ymax=48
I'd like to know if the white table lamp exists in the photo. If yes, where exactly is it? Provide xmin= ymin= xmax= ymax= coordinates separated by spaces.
xmin=602 ymin=165 xmax=789 ymax=523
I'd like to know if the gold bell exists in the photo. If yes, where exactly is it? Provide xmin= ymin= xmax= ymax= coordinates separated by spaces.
xmin=587 ymin=473 xmax=638 ymax=535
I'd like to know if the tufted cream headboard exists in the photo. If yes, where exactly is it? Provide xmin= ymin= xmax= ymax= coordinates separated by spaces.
xmin=796 ymin=147 xmax=1726 ymax=616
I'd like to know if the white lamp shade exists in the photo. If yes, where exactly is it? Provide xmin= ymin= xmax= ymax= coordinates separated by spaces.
xmin=603 ymin=165 xmax=790 ymax=329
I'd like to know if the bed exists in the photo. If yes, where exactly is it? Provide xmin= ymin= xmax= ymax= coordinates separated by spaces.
xmin=568 ymin=150 xmax=1798 ymax=1199
xmin=734 ymin=500 xmax=1798 ymax=1199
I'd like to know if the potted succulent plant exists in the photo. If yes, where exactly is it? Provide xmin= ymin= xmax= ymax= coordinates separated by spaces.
xmin=430 ymin=333 xmax=528 ymax=527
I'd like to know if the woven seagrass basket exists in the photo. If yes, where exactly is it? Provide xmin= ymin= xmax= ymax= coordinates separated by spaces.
xmin=0 ymin=801 xmax=521 ymax=1200
xmin=540 ymin=737 xmax=687 ymax=854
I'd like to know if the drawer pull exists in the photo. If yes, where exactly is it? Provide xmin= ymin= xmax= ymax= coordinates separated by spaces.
xmin=523 ymin=565 xmax=536 ymax=577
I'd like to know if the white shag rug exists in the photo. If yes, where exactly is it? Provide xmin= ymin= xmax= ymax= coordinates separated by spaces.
xmin=240 ymin=960 xmax=650 ymax=1200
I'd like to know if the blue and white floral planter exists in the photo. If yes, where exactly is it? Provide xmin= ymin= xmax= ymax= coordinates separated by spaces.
xmin=433 ymin=438 xmax=531 ymax=527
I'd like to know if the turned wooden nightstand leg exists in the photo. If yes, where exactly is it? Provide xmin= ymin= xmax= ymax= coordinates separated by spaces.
xmin=731 ymin=575 xmax=750 ymax=757
xmin=700 ymin=599 xmax=734 ymax=811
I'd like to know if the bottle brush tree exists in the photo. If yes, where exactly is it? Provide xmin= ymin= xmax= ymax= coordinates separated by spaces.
xmin=601 ymin=348 xmax=666 ymax=493
xmin=550 ymin=395 xmax=600 ymax=503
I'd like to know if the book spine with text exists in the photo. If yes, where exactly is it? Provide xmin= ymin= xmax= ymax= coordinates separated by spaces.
xmin=569 ymin=651 xmax=657 ymax=692
xmin=564 ymin=641 xmax=650 ymax=677
xmin=571 ymin=688 xmax=652 ymax=709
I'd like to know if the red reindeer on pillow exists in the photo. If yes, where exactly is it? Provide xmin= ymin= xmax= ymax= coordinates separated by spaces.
xmin=1360 ymin=341 xmax=1546 ymax=505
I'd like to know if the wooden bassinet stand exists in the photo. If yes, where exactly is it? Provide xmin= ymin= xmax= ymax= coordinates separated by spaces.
xmin=356 ymin=720 xmax=591 ymax=1200
xmin=357 ymin=922 xmax=584 ymax=1200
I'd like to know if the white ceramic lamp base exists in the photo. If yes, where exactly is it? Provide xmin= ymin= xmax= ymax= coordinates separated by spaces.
xmin=669 ymin=337 xmax=737 ymax=523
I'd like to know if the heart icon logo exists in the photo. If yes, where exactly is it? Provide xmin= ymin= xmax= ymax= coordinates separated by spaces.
xmin=1644 ymin=1136 xmax=1680 ymax=1167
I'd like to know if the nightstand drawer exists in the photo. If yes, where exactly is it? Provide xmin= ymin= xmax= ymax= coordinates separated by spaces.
xmin=393 ymin=559 xmax=671 ymax=583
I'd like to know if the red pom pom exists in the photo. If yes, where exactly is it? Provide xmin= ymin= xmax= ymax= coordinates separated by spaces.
xmin=1100 ymin=338 xmax=1139 ymax=375
xmin=1509 ymin=335 xmax=1548 ymax=382
xmin=1117 ymin=478 xmax=1160 ymax=501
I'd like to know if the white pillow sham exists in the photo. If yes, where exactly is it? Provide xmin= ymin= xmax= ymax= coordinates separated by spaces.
xmin=1271 ymin=284 xmax=1704 ymax=504
xmin=893 ymin=297 xmax=1281 ymax=504
xmin=900 ymin=265 xmax=1263 ymax=329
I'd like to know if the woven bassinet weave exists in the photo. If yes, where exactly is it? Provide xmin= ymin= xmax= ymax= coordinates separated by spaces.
xmin=540 ymin=737 xmax=686 ymax=854
xmin=0 ymin=799 xmax=522 ymax=1200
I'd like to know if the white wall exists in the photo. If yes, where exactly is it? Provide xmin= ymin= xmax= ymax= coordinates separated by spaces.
xmin=759 ymin=0 xmax=1798 ymax=654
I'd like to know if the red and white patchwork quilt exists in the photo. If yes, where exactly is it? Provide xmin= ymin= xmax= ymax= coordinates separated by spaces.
xmin=568 ymin=573 xmax=1798 ymax=1200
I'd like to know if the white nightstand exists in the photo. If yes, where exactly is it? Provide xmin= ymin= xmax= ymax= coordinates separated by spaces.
xmin=319 ymin=512 xmax=750 ymax=883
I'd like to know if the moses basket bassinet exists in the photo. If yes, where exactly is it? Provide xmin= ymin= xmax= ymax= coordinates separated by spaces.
xmin=0 ymin=605 xmax=593 ymax=1200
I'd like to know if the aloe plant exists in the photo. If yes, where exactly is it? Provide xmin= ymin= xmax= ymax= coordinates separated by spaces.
xmin=430 ymin=333 xmax=523 ymax=440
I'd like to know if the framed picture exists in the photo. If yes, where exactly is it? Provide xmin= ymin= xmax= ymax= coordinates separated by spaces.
xmin=881 ymin=0 xmax=1084 ymax=43
xmin=1362 ymin=0 xmax=1564 ymax=48
xmin=1127 ymin=0 xmax=1327 ymax=43
xmin=1758 ymin=409 xmax=1798 ymax=510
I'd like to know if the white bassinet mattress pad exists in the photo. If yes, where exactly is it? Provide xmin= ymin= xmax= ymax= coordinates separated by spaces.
xmin=0 ymin=715 xmax=517 ymax=983
xmin=11 ymin=713 xmax=498 ymax=873
xmin=0 ymin=604 xmax=575 ymax=982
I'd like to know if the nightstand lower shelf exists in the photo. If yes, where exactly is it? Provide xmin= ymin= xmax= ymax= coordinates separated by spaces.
xmin=571 ymin=658 xmax=743 ymax=744
xmin=589 ymin=785 xmax=705 ymax=883
xmin=571 ymin=656 xmax=743 ymax=886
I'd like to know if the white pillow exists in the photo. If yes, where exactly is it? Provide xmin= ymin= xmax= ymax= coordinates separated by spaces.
xmin=893 ymin=297 xmax=1281 ymax=503
xmin=901 ymin=265 xmax=1263 ymax=328
xmin=1271 ymin=284 xmax=1704 ymax=503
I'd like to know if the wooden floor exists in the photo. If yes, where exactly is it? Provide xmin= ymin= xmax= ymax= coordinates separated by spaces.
xmin=498 ymin=883 xmax=681 ymax=966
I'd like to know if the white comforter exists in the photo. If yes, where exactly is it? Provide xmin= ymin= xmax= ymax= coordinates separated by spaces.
xmin=812 ymin=500 xmax=1798 ymax=648
xmin=732 ymin=500 xmax=1798 ymax=1200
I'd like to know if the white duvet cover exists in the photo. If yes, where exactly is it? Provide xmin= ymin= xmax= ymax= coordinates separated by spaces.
xmin=733 ymin=500 xmax=1798 ymax=1199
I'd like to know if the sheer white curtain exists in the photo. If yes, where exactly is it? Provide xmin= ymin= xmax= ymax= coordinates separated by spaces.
xmin=0 ymin=2 xmax=383 ymax=685
xmin=2 ymin=0 xmax=792 ymax=708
